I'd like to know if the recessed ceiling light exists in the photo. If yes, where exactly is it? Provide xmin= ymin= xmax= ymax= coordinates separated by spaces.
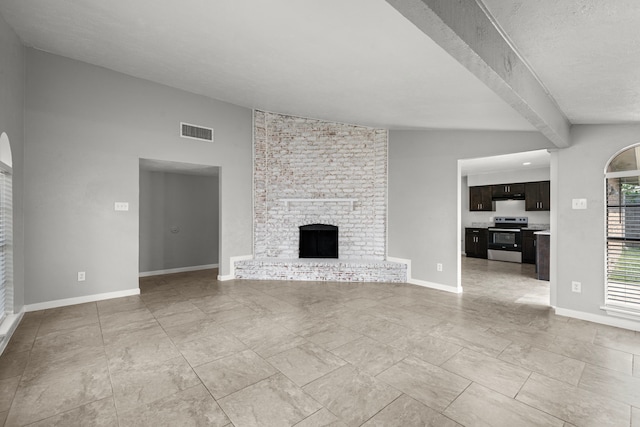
xmin=523 ymin=162 xmax=532 ymax=166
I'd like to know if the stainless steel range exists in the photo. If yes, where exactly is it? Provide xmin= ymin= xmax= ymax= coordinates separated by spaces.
xmin=487 ymin=216 xmax=528 ymax=263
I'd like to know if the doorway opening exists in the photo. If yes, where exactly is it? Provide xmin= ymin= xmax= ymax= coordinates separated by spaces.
xmin=138 ymin=159 xmax=220 ymax=282
xmin=458 ymin=149 xmax=552 ymax=308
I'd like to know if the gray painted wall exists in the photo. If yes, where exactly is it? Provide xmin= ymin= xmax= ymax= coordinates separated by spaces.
xmin=0 ymin=15 xmax=25 ymax=311
xmin=555 ymin=124 xmax=640 ymax=317
xmin=388 ymin=130 xmax=553 ymax=290
xmin=139 ymin=170 xmax=219 ymax=272
xmin=24 ymin=49 xmax=252 ymax=305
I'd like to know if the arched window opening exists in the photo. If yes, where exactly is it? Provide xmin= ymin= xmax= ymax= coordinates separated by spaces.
xmin=605 ymin=144 xmax=640 ymax=313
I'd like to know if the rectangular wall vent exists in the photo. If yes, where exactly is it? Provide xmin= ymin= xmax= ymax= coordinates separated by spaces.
xmin=180 ymin=122 xmax=214 ymax=142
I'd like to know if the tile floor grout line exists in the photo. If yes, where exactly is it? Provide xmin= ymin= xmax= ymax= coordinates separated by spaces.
xmin=210 ymin=371 xmax=281 ymax=403
xmin=513 ymin=370 xmax=533 ymax=400
xmin=440 ymin=380 xmax=473 ymax=415
xmin=512 ymin=374 xmax=573 ymax=426
xmin=436 ymin=345 xmax=463 ymax=367
xmin=97 ymin=317 xmax=120 ymax=426
xmin=188 ymin=380 xmax=235 ymax=427
xmin=357 ymin=392 xmax=406 ymax=426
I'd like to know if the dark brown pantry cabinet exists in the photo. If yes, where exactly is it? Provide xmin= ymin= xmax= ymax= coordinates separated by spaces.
xmin=525 ymin=181 xmax=551 ymax=211
xmin=465 ymin=228 xmax=487 ymax=259
xmin=469 ymin=186 xmax=494 ymax=211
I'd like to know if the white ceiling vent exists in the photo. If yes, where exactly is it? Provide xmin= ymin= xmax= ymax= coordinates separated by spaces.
xmin=180 ymin=122 xmax=214 ymax=142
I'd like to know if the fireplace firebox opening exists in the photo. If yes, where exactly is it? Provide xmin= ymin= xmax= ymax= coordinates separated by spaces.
xmin=299 ymin=224 xmax=338 ymax=258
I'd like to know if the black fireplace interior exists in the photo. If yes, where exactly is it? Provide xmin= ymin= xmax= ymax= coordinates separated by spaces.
xmin=299 ymin=224 xmax=338 ymax=258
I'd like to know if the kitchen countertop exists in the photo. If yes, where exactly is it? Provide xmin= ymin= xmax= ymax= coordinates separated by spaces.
xmin=524 ymin=223 xmax=550 ymax=230
xmin=534 ymin=230 xmax=551 ymax=235
xmin=470 ymin=222 xmax=492 ymax=228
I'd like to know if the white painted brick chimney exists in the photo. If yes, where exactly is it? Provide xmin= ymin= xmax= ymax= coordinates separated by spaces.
xmin=253 ymin=111 xmax=387 ymax=260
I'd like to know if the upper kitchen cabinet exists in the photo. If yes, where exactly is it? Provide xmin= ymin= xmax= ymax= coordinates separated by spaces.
xmin=469 ymin=186 xmax=495 ymax=211
xmin=525 ymin=181 xmax=550 ymax=211
xmin=491 ymin=183 xmax=525 ymax=200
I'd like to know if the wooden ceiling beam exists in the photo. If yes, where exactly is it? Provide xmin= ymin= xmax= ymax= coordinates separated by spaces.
xmin=386 ymin=0 xmax=571 ymax=148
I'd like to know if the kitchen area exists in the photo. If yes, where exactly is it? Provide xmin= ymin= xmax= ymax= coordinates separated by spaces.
xmin=461 ymin=150 xmax=551 ymax=281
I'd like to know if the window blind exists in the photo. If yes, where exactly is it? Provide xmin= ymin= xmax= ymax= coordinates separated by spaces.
xmin=606 ymin=176 xmax=640 ymax=310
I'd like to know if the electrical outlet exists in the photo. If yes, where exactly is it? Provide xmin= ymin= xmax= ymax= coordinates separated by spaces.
xmin=78 ymin=271 xmax=86 ymax=282
xmin=114 ymin=202 xmax=129 ymax=211
xmin=437 ymin=263 xmax=443 ymax=272
xmin=572 ymin=199 xmax=587 ymax=210
xmin=571 ymin=281 xmax=581 ymax=293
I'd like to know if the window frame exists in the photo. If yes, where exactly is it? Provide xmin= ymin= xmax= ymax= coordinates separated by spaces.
xmin=603 ymin=145 xmax=640 ymax=318
xmin=0 ymin=161 xmax=11 ymax=324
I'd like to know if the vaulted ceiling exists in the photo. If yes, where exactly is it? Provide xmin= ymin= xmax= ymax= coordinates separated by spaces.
xmin=1 ymin=0 xmax=638 ymax=148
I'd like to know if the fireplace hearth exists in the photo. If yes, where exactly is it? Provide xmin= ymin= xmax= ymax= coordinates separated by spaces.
xmin=299 ymin=224 xmax=338 ymax=258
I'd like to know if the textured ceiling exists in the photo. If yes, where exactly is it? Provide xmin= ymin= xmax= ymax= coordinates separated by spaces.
xmin=460 ymin=149 xmax=551 ymax=176
xmin=2 ymin=0 xmax=638 ymax=151
xmin=0 ymin=0 xmax=536 ymax=131
xmin=482 ymin=0 xmax=640 ymax=124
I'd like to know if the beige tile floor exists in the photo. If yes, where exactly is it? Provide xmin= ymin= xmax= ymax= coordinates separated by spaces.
xmin=1 ymin=257 xmax=639 ymax=426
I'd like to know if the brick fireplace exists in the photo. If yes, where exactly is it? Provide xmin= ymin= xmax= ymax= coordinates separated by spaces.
xmin=234 ymin=111 xmax=406 ymax=282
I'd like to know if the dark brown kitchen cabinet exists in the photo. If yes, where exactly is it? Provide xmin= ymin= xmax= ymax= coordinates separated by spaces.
xmin=469 ymin=186 xmax=494 ymax=211
xmin=525 ymin=181 xmax=550 ymax=211
xmin=522 ymin=230 xmax=536 ymax=264
xmin=491 ymin=183 xmax=525 ymax=199
xmin=465 ymin=228 xmax=487 ymax=259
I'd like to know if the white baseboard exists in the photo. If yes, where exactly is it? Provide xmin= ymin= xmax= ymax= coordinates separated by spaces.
xmin=555 ymin=307 xmax=640 ymax=332
xmin=218 ymin=255 xmax=253 ymax=281
xmin=408 ymin=278 xmax=462 ymax=294
xmin=387 ymin=256 xmax=461 ymax=294
xmin=139 ymin=264 xmax=219 ymax=277
xmin=0 ymin=311 xmax=25 ymax=355
xmin=24 ymin=288 xmax=141 ymax=312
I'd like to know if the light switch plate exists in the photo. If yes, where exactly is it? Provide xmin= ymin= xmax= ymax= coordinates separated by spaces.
xmin=114 ymin=202 xmax=129 ymax=211
xmin=572 ymin=199 xmax=587 ymax=210
xmin=571 ymin=281 xmax=581 ymax=293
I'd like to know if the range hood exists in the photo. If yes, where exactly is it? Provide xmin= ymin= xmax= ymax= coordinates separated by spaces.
xmin=492 ymin=193 xmax=525 ymax=201
xmin=491 ymin=183 xmax=526 ymax=201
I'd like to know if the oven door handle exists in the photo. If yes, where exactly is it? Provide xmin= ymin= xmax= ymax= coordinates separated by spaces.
xmin=488 ymin=228 xmax=521 ymax=232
